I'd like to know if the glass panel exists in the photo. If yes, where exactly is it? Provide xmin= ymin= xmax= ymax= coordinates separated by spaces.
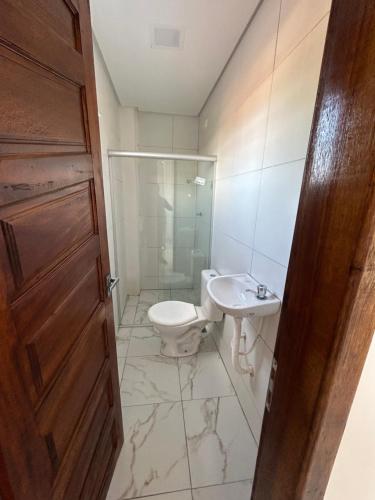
xmin=109 ymin=155 xmax=214 ymax=317
xmin=138 ymin=157 xmax=214 ymax=297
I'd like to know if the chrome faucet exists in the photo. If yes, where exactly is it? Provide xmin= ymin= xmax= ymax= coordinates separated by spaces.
xmin=256 ymin=284 xmax=267 ymax=300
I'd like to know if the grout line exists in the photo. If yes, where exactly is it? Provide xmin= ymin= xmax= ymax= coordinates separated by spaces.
xmin=177 ymin=352 xmax=193 ymax=491
xmin=124 ymin=479 xmax=253 ymax=499
xmin=273 ymin=10 xmax=331 ymax=72
xmin=215 ymin=156 xmax=306 ymax=182
xmin=199 ymin=0 xmax=265 ymax=116
xmin=210 ymin=325 xmax=259 ymax=446
xmin=249 ymin=0 xmax=282 ymax=275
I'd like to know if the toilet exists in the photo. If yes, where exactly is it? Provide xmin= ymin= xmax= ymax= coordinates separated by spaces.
xmin=148 ymin=269 xmax=223 ymax=357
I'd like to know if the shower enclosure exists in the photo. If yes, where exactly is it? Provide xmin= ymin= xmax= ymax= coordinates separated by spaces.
xmin=108 ymin=151 xmax=216 ymax=324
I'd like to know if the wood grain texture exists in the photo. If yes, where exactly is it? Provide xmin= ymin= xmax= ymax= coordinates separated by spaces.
xmin=0 ymin=1 xmax=123 ymax=498
xmin=0 ymin=0 xmax=84 ymax=84
xmin=251 ymin=1 xmax=375 ymax=499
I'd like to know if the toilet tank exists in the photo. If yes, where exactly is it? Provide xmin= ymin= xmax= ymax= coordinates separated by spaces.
xmin=201 ymin=269 xmax=223 ymax=322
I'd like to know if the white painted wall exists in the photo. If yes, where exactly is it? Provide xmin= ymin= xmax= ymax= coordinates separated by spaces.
xmin=324 ymin=336 xmax=375 ymax=500
xmin=93 ymin=38 xmax=127 ymax=327
xmin=199 ymin=0 xmax=331 ymax=442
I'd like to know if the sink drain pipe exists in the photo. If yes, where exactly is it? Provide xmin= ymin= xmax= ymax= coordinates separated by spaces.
xmin=232 ymin=317 xmax=264 ymax=376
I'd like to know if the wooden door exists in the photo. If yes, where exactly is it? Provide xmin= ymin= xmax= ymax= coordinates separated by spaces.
xmin=0 ymin=1 xmax=123 ymax=499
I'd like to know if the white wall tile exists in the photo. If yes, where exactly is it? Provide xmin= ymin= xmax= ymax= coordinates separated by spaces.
xmin=215 ymin=171 xmax=261 ymax=248
xmin=228 ymin=0 xmax=280 ymax=107
xmin=140 ymin=276 xmax=159 ymax=289
xmin=250 ymin=312 xmax=281 ymax=353
xmin=173 ymin=115 xmax=199 ymax=150
xmin=140 ymin=247 xmax=158 ymax=277
xmin=214 ymin=116 xmax=240 ymax=180
xmin=139 ymin=183 xmax=174 ymax=217
xmin=174 ymin=247 xmax=194 ymax=277
xmin=254 ymin=160 xmax=305 ymax=266
xmin=138 ymin=158 xmax=174 ymax=184
xmin=211 ymin=230 xmax=252 ymax=276
xmin=263 ymin=16 xmax=329 ymax=168
xmin=251 ymin=251 xmax=287 ymax=299
xmin=199 ymin=0 xmax=329 ymax=446
xmin=139 ymin=216 xmax=173 ymax=248
xmin=242 ymin=319 xmax=274 ymax=420
xmin=174 ymin=218 xmax=196 ymax=248
xmin=174 ymin=184 xmax=196 ymax=218
xmin=276 ymin=0 xmax=332 ymax=67
xmin=175 ymin=160 xmax=198 ymax=184
xmin=138 ymin=112 xmax=173 ymax=149
xmin=235 ymin=76 xmax=272 ymax=175
xmin=201 ymin=0 xmax=279 ymax=125
xmin=211 ymin=318 xmax=263 ymax=442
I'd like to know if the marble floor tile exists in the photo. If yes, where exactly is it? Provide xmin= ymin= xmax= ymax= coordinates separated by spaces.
xmin=116 ymin=339 xmax=129 ymax=358
xmin=183 ymin=397 xmax=258 ymax=488
xmin=126 ymin=295 xmax=139 ymax=306
xmin=192 ymin=480 xmax=252 ymax=500
xmin=117 ymin=327 xmax=132 ymax=341
xmin=171 ymin=288 xmax=200 ymax=305
xmin=139 ymin=289 xmax=171 ymax=305
xmin=139 ymin=290 xmax=159 ymax=305
xmin=199 ymin=333 xmax=217 ymax=353
xmin=106 ymin=402 xmax=190 ymax=499
xmin=121 ymin=355 xmax=180 ymax=406
xmin=179 ymin=352 xmax=235 ymax=400
xmin=131 ymin=491 xmax=192 ymax=500
xmin=117 ymin=357 xmax=125 ymax=383
xmin=134 ymin=303 xmax=152 ymax=325
xmin=127 ymin=326 xmax=162 ymax=356
xmin=122 ymin=305 xmax=137 ymax=325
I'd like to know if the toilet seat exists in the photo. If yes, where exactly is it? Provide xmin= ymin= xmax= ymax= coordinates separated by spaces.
xmin=147 ymin=270 xmax=222 ymax=357
xmin=148 ymin=301 xmax=197 ymax=327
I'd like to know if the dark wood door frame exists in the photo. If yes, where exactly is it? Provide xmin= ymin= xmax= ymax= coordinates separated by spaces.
xmin=252 ymin=0 xmax=375 ymax=498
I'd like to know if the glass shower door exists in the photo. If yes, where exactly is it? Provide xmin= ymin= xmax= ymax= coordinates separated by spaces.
xmin=138 ymin=157 xmax=214 ymax=297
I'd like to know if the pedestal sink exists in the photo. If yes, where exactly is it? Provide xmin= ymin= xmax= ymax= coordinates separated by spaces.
xmin=207 ymin=274 xmax=280 ymax=376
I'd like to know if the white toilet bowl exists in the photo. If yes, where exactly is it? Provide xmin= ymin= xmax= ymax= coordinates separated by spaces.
xmin=148 ymin=270 xmax=223 ymax=357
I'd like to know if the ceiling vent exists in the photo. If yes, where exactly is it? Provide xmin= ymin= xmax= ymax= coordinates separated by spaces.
xmin=151 ymin=26 xmax=184 ymax=49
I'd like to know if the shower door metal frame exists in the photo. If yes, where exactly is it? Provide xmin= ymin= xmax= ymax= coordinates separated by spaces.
xmin=108 ymin=151 xmax=217 ymax=307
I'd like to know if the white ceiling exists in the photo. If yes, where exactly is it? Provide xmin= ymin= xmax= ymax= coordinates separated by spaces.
xmin=91 ymin=0 xmax=260 ymax=116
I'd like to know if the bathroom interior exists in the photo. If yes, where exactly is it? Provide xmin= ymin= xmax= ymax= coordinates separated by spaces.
xmin=91 ymin=0 xmax=332 ymax=498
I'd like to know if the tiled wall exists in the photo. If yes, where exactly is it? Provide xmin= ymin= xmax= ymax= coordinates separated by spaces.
xmin=136 ymin=112 xmax=211 ymax=290
xmin=93 ymin=39 xmax=126 ymax=328
xmin=199 ymin=0 xmax=331 ymax=442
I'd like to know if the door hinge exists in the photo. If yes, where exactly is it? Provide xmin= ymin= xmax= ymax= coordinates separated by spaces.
xmin=106 ymin=274 xmax=119 ymax=296
xmin=265 ymin=357 xmax=278 ymax=412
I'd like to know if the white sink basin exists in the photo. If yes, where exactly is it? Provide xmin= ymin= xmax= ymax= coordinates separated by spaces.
xmin=207 ymin=274 xmax=280 ymax=318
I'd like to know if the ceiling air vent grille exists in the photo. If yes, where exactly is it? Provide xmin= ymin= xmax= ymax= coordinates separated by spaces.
xmin=152 ymin=26 xmax=183 ymax=49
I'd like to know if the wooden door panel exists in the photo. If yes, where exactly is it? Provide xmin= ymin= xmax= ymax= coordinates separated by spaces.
xmin=0 ymin=154 xmax=93 ymax=205
xmin=36 ymin=306 xmax=109 ymax=469
xmin=0 ymin=182 xmax=96 ymax=296
xmin=0 ymin=48 xmax=87 ymax=152
xmin=12 ymin=236 xmax=101 ymax=339
xmin=24 ymin=259 xmax=102 ymax=397
xmin=0 ymin=1 xmax=123 ymax=498
xmin=31 ymin=0 xmax=80 ymax=50
xmin=59 ymin=372 xmax=115 ymax=499
xmin=80 ymin=420 xmax=118 ymax=500
xmin=0 ymin=0 xmax=84 ymax=84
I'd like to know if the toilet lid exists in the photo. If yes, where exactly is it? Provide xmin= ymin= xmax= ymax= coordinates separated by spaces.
xmin=148 ymin=301 xmax=197 ymax=326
